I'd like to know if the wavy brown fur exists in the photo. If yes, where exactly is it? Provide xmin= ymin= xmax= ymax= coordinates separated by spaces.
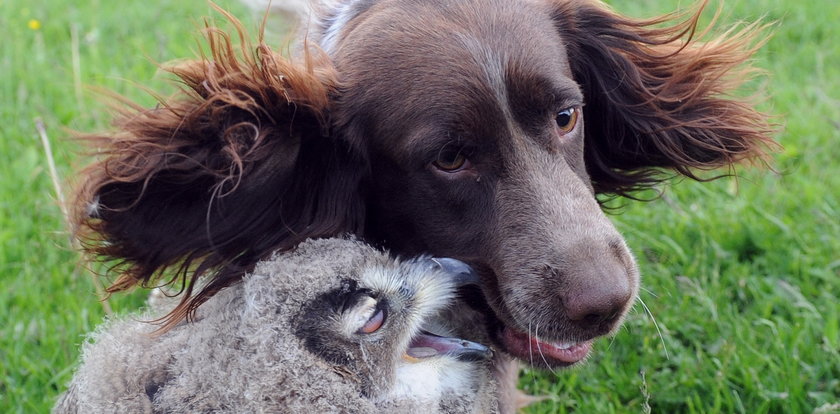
xmin=552 ymin=0 xmax=776 ymax=196
xmin=72 ymin=11 xmax=365 ymax=328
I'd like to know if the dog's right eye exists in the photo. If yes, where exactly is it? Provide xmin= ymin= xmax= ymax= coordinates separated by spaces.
xmin=433 ymin=149 xmax=470 ymax=172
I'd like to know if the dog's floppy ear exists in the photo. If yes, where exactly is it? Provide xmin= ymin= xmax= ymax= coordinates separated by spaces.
xmin=551 ymin=1 xmax=776 ymax=195
xmin=72 ymin=19 xmax=365 ymax=325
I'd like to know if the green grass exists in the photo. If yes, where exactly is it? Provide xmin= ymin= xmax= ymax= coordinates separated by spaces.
xmin=1 ymin=0 xmax=838 ymax=412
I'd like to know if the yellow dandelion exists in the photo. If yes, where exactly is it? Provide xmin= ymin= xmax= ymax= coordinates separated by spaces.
xmin=28 ymin=19 xmax=41 ymax=30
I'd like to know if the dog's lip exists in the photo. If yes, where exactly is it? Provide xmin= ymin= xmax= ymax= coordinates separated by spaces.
xmin=460 ymin=265 xmax=600 ymax=366
xmin=499 ymin=326 xmax=593 ymax=366
xmin=463 ymin=290 xmax=596 ymax=366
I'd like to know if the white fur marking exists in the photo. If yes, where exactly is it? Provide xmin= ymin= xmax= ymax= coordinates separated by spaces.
xmin=86 ymin=196 xmax=101 ymax=218
xmin=319 ymin=0 xmax=362 ymax=55
xmin=456 ymin=34 xmax=513 ymax=120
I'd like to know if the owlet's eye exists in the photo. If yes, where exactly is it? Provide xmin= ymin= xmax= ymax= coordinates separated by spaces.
xmin=346 ymin=295 xmax=387 ymax=334
xmin=359 ymin=308 xmax=385 ymax=334
xmin=555 ymin=107 xmax=579 ymax=135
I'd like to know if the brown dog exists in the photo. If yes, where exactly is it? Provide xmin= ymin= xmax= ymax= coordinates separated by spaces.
xmin=72 ymin=0 xmax=772 ymax=410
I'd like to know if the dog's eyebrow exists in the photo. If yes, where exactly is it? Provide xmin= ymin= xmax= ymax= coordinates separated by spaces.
xmin=404 ymin=126 xmax=471 ymax=163
xmin=507 ymin=65 xmax=584 ymax=111
xmin=520 ymin=75 xmax=584 ymax=109
xmin=548 ymin=85 xmax=585 ymax=108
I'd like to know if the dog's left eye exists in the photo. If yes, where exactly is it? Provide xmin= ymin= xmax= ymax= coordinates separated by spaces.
xmin=555 ymin=107 xmax=579 ymax=135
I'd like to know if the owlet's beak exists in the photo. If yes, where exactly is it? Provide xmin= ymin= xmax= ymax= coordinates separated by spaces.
xmin=404 ymin=331 xmax=493 ymax=363
xmin=429 ymin=257 xmax=480 ymax=287
xmin=403 ymin=258 xmax=490 ymax=364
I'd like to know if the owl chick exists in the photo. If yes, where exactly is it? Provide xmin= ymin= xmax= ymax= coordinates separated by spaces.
xmin=55 ymin=237 xmax=498 ymax=413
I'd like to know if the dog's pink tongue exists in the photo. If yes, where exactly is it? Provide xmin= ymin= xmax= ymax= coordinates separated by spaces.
xmin=501 ymin=327 xmax=592 ymax=364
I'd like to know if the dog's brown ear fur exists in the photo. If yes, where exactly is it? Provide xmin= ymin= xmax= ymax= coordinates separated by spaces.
xmin=72 ymin=15 xmax=365 ymax=328
xmin=551 ymin=0 xmax=777 ymax=196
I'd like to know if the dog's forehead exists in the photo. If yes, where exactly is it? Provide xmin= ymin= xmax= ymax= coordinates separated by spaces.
xmin=329 ymin=0 xmax=578 ymax=138
xmin=332 ymin=0 xmax=572 ymax=77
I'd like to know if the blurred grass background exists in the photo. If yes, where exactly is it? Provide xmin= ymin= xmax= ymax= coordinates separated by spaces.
xmin=1 ymin=0 xmax=838 ymax=412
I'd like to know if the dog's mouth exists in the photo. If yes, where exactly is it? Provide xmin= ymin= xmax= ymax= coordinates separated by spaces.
xmin=498 ymin=325 xmax=593 ymax=367
xmin=459 ymin=283 xmax=597 ymax=367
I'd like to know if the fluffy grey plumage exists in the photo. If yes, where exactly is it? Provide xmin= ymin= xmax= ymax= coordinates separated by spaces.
xmin=55 ymin=237 xmax=497 ymax=413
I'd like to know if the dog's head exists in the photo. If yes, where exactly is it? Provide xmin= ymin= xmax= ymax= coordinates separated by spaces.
xmin=73 ymin=0 xmax=773 ymax=367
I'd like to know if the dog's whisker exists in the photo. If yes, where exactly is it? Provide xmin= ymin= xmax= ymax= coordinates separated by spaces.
xmin=638 ymin=297 xmax=669 ymax=360
xmin=639 ymin=286 xmax=659 ymax=298
xmin=534 ymin=322 xmax=557 ymax=375
xmin=528 ymin=321 xmax=535 ymax=368
xmin=628 ymin=300 xmax=645 ymax=316
xmin=605 ymin=332 xmax=618 ymax=351
xmin=527 ymin=321 xmax=540 ymax=392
